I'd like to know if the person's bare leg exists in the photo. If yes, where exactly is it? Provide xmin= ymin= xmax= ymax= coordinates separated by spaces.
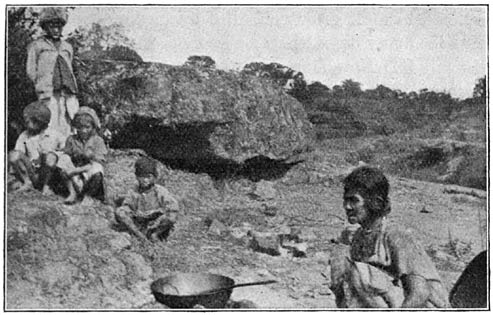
xmin=9 ymin=151 xmax=35 ymax=191
xmin=148 ymin=217 xmax=174 ymax=242
xmin=15 ymin=165 xmax=33 ymax=192
xmin=41 ymin=177 xmax=55 ymax=195
xmin=82 ymin=172 xmax=105 ymax=202
xmin=64 ymin=178 xmax=78 ymax=204
xmin=115 ymin=209 xmax=148 ymax=241
xmin=41 ymin=152 xmax=57 ymax=196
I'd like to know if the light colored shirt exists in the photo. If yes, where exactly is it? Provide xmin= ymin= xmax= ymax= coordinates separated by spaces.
xmin=351 ymin=219 xmax=441 ymax=281
xmin=64 ymin=133 xmax=107 ymax=166
xmin=123 ymin=184 xmax=180 ymax=219
xmin=350 ymin=218 xmax=449 ymax=307
xmin=26 ymin=36 xmax=77 ymax=99
xmin=14 ymin=128 xmax=65 ymax=161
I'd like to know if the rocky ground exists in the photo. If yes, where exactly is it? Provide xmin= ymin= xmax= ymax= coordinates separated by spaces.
xmin=5 ymin=138 xmax=487 ymax=310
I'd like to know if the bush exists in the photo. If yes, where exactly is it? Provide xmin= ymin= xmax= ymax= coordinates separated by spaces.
xmin=7 ymin=8 xmax=38 ymax=149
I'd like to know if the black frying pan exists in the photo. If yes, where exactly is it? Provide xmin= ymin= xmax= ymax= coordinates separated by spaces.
xmin=151 ymin=273 xmax=276 ymax=309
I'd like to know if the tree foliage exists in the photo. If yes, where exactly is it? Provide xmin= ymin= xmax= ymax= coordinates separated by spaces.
xmin=67 ymin=22 xmax=135 ymax=54
xmin=7 ymin=7 xmax=39 ymax=147
xmin=341 ymin=79 xmax=362 ymax=97
xmin=65 ymin=21 xmax=141 ymax=120
xmin=184 ymin=55 xmax=216 ymax=69
xmin=66 ymin=22 xmax=141 ymax=63
xmin=473 ymin=76 xmax=486 ymax=104
xmin=242 ymin=62 xmax=309 ymax=102
xmin=307 ymin=81 xmax=330 ymax=95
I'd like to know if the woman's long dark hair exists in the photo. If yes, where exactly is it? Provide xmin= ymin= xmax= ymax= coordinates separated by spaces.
xmin=343 ymin=166 xmax=391 ymax=217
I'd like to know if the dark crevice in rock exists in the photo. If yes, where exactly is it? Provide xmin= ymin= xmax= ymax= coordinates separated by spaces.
xmin=110 ymin=115 xmax=219 ymax=161
xmin=412 ymin=147 xmax=447 ymax=168
xmin=110 ymin=116 xmax=301 ymax=181
xmin=163 ymin=155 xmax=301 ymax=182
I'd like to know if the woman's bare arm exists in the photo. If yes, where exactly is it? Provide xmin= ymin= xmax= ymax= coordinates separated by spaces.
xmin=400 ymin=274 xmax=430 ymax=308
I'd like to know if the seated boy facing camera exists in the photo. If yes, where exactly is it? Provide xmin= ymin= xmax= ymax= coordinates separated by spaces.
xmin=115 ymin=157 xmax=180 ymax=242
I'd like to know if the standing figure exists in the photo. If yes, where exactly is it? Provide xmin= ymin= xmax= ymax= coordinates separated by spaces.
xmin=8 ymin=101 xmax=65 ymax=194
xmin=26 ymin=7 xmax=79 ymax=140
xmin=332 ymin=166 xmax=450 ymax=308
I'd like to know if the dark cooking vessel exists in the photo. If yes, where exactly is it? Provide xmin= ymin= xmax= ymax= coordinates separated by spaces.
xmin=151 ymin=273 xmax=235 ymax=309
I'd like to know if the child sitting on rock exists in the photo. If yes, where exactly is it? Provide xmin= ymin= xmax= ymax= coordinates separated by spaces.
xmin=115 ymin=157 xmax=180 ymax=242
xmin=57 ymin=107 xmax=107 ymax=204
xmin=9 ymin=101 xmax=65 ymax=194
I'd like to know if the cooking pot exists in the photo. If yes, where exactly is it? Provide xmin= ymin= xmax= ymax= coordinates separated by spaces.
xmin=151 ymin=272 xmax=276 ymax=309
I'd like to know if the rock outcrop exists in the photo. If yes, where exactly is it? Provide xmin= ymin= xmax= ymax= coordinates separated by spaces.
xmin=411 ymin=139 xmax=486 ymax=190
xmin=77 ymin=60 xmax=314 ymax=165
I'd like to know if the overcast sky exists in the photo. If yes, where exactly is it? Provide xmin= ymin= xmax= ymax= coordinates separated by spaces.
xmin=63 ymin=5 xmax=487 ymax=99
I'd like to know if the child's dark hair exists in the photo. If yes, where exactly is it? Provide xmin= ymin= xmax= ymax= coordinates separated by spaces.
xmin=343 ymin=166 xmax=390 ymax=216
xmin=135 ymin=157 xmax=158 ymax=177
xmin=30 ymin=116 xmax=50 ymax=130
xmin=73 ymin=113 xmax=96 ymax=129
xmin=23 ymin=101 xmax=51 ymax=131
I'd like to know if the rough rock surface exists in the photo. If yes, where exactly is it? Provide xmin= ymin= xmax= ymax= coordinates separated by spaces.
xmin=78 ymin=60 xmax=314 ymax=164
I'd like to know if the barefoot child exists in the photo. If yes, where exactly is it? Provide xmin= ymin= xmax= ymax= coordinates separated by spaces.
xmin=115 ymin=157 xmax=180 ymax=242
xmin=58 ymin=107 xmax=107 ymax=204
xmin=9 ymin=101 xmax=65 ymax=194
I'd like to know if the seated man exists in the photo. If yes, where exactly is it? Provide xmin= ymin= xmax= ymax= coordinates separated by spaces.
xmin=331 ymin=166 xmax=450 ymax=308
xmin=115 ymin=157 xmax=180 ymax=242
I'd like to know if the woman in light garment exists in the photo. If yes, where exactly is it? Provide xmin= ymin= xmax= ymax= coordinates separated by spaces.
xmin=331 ymin=166 xmax=450 ymax=308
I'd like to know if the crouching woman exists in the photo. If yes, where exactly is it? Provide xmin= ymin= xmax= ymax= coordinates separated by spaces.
xmin=333 ymin=166 xmax=450 ymax=308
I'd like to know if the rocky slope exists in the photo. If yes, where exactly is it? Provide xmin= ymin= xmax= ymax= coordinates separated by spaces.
xmin=6 ymin=147 xmax=487 ymax=309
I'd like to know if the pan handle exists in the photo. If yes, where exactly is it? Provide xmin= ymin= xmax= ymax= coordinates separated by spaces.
xmin=230 ymin=280 xmax=277 ymax=289
xmin=197 ymin=279 xmax=277 ymax=295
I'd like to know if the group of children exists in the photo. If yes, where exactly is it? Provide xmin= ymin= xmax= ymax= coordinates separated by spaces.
xmin=8 ymin=7 xmax=179 ymax=243
xmin=9 ymin=101 xmax=105 ymax=205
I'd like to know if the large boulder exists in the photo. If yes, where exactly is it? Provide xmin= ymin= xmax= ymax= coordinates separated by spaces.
xmin=77 ymin=60 xmax=314 ymax=165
